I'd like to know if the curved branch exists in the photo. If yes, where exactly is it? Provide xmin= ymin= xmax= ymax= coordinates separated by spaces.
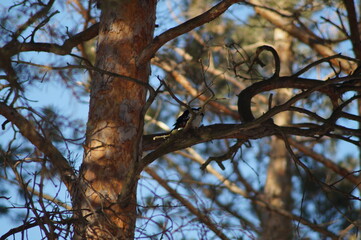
xmin=237 ymin=74 xmax=360 ymax=122
xmin=0 ymin=102 xmax=76 ymax=192
xmin=137 ymin=0 xmax=241 ymax=66
xmin=250 ymin=45 xmax=280 ymax=79
xmin=238 ymin=77 xmax=330 ymax=122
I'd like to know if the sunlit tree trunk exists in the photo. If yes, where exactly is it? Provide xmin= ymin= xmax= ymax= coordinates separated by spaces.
xmin=73 ymin=1 xmax=156 ymax=239
xmin=261 ymin=28 xmax=293 ymax=240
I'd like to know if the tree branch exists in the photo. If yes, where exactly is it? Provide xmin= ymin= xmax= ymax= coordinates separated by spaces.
xmin=0 ymin=102 xmax=76 ymax=192
xmin=237 ymin=72 xmax=360 ymax=122
xmin=153 ymin=57 xmax=239 ymax=119
xmin=1 ymin=221 xmax=39 ymax=240
xmin=174 ymin=148 xmax=339 ymax=239
xmin=247 ymin=0 xmax=357 ymax=72
xmin=12 ymin=0 xmax=55 ymax=39
xmin=137 ymin=0 xmax=241 ymax=66
xmin=1 ymin=23 xmax=99 ymax=57
xmin=145 ymin=167 xmax=230 ymax=240
xmin=140 ymin=118 xmax=353 ymax=169
xmin=343 ymin=0 xmax=361 ymax=60
xmin=288 ymin=138 xmax=361 ymax=190
xmin=142 ymin=72 xmax=361 ymax=168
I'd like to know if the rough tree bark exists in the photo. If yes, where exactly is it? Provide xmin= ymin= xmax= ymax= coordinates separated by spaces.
xmin=73 ymin=1 xmax=156 ymax=239
xmin=261 ymin=28 xmax=293 ymax=240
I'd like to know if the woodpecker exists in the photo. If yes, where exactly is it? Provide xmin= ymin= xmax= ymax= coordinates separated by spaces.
xmin=173 ymin=107 xmax=204 ymax=130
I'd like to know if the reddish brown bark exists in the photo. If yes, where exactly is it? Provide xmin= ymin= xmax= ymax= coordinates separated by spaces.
xmin=74 ymin=1 xmax=156 ymax=239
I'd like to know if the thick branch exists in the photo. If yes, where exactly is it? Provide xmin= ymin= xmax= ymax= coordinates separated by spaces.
xmin=137 ymin=0 xmax=241 ymax=65
xmin=140 ymin=119 xmax=351 ymax=169
xmin=0 ymin=102 xmax=76 ymax=192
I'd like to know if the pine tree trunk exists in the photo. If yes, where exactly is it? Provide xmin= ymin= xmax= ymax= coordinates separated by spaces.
xmin=261 ymin=28 xmax=294 ymax=240
xmin=73 ymin=1 xmax=156 ymax=239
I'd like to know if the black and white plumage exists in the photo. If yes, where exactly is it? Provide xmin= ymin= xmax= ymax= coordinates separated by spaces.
xmin=173 ymin=107 xmax=204 ymax=130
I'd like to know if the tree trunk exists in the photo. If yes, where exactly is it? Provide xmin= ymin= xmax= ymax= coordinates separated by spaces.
xmin=73 ymin=1 xmax=156 ymax=239
xmin=261 ymin=28 xmax=294 ymax=240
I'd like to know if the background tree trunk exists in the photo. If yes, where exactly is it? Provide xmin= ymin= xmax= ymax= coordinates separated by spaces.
xmin=74 ymin=1 xmax=156 ymax=239
xmin=261 ymin=28 xmax=294 ymax=240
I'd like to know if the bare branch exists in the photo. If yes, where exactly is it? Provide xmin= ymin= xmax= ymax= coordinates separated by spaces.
xmin=1 ymin=23 xmax=99 ymax=57
xmin=12 ymin=0 xmax=55 ymax=39
xmin=142 ymin=73 xmax=361 ymax=167
xmin=288 ymin=138 xmax=361 ymax=190
xmin=237 ymin=71 xmax=360 ymax=123
xmin=178 ymin=148 xmax=339 ymax=239
xmin=145 ymin=167 xmax=230 ymax=240
xmin=137 ymin=0 xmax=241 ymax=65
xmin=247 ymin=0 xmax=357 ymax=72
xmin=293 ymin=53 xmax=360 ymax=77
xmin=153 ymin=57 xmax=239 ymax=119
xmin=201 ymin=139 xmax=245 ymax=170
xmin=1 ymin=221 xmax=40 ymax=240
xmin=343 ymin=0 xmax=361 ymax=60
xmin=250 ymin=45 xmax=280 ymax=79
xmin=141 ymin=120 xmax=342 ymax=167
xmin=0 ymin=102 xmax=76 ymax=192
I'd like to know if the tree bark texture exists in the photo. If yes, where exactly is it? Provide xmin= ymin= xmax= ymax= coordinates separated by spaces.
xmin=74 ymin=1 xmax=156 ymax=239
xmin=261 ymin=28 xmax=293 ymax=240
